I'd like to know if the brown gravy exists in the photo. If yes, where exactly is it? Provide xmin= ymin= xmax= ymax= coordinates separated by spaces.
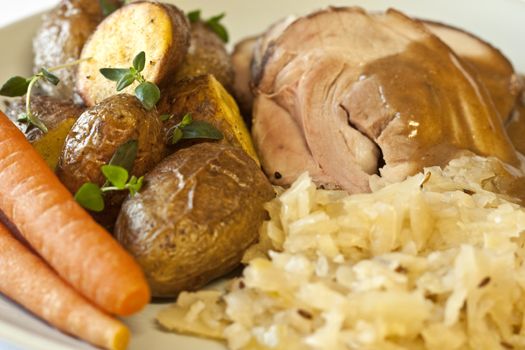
xmin=360 ymin=38 xmax=519 ymax=170
xmin=506 ymin=78 xmax=525 ymax=155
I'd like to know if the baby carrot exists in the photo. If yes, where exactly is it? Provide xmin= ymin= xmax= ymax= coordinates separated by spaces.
xmin=0 ymin=223 xmax=130 ymax=350
xmin=0 ymin=111 xmax=150 ymax=316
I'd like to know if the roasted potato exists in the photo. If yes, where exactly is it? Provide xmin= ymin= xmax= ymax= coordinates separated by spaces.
xmin=33 ymin=0 xmax=121 ymax=101
xmin=158 ymin=74 xmax=259 ymax=163
xmin=231 ymin=36 xmax=257 ymax=119
xmin=34 ymin=119 xmax=77 ymax=170
xmin=174 ymin=21 xmax=234 ymax=91
xmin=77 ymin=2 xmax=190 ymax=106
xmin=57 ymin=94 xmax=165 ymax=228
xmin=115 ymin=142 xmax=275 ymax=297
xmin=5 ymin=96 xmax=84 ymax=169
xmin=4 ymin=95 xmax=83 ymax=142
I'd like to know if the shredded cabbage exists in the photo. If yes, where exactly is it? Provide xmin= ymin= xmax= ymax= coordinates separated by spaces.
xmin=158 ymin=156 xmax=525 ymax=350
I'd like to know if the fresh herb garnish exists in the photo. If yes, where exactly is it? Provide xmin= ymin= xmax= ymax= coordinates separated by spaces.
xmin=182 ymin=120 xmax=224 ymax=140
xmin=187 ymin=10 xmax=201 ymax=23
xmin=74 ymin=140 xmax=143 ymax=212
xmin=108 ymin=139 xmax=138 ymax=173
xmin=100 ymin=51 xmax=161 ymax=110
xmin=169 ymin=113 xmax=223 ymax=145
xmin=160 ymin=114 xmax=173 ymax=122
xmin=75 ymin=183 xmax=104 ymax=212
xmin=75 ymin=167 xmax=144 ymax=212
xmin=187 ymin=10 xmax=229 ymax=43
xmin=0 ymin=59 xmax=88 ymax=132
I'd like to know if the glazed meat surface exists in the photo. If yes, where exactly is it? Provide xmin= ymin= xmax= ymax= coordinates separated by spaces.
xmin=252 ymin=7 xmax=519 ymax=192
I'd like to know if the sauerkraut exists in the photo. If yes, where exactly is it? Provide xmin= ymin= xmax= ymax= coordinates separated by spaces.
xmin=158 ymin=156 xmax=525 ymax=350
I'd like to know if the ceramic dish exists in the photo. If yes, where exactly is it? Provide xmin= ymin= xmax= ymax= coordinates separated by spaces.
xmin=0 ymin=0 xmax=524 ymax=349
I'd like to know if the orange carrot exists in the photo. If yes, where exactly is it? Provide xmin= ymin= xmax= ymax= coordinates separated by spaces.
xmin=0 ymin=111 xmax=149 ymax=316
xmin=0 ymin=223 xmax=130 ymax=350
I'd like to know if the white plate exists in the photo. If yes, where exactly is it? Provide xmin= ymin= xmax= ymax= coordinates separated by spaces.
xmin=0 ymin=1 xmax=524 ymax=349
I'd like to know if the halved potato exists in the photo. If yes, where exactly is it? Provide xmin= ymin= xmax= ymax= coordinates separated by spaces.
xmin=158 ymin=74 xmax=259 ymax=164
xmin=76 ymin=2 xmax=190 ymax=106
xmin=4 ymin=95 xmax=84 ymax=143
xmin=33 ymin=118 xmax=76 ymax=170
xmin=33 ymin=0 xmax=122 ymax=101
xmin=5 ymin=95 xmax=83 ymax=170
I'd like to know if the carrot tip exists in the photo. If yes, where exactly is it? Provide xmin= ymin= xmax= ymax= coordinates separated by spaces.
xmin=117 ymin=286 xmax=151 ymax=316
xmin=110 ymin=325 xmax=131 ymax=350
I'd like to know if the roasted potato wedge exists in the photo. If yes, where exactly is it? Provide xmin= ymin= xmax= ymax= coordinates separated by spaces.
xmin=115 ymin=142 xmax=275 ymax=297
xmin=77 ymin=2 xmax=190 ymax=106
xmin=34 ymin=118 xmax=77 ymax=170
xmin=158 ymin=74 xmax=259 ymax=163
xmin=57 ymin=94 xmax=165 ymax=228
xmin=33 ymin=0 xmax=121 ymax=101
xmin=174 ymin=21 xmax=234 ymax=91
xmin=4 ymin=95 xmax=83 ymax=142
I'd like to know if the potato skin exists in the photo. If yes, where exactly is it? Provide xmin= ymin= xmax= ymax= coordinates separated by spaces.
xmin=57 ymin=94 xmax=165 ymax=229
xmin=4 ymin=95 xmax=84 ymax=142
xmin=174 ymin=21 xmax=234 ymax=90
xmin=57 ymin=93 xmax=165 ymax=191
xmin=115 ymin=142 xmax=275 ymax=297
xmin=33 ymin=0 xmax=121 ymax=101
xmin=158 ymin=74 xmax=259 ymax=163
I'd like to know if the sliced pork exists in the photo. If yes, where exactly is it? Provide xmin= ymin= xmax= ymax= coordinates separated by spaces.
xmin=252 ymin=7 xmax=519 ymax=193
xmin=425 ymin=21 xmax=521 ymax=122
xmin=251 ymin=16 xmax=297 ymax=86
xmin=506 ymin=76 xmax=525 ymax=154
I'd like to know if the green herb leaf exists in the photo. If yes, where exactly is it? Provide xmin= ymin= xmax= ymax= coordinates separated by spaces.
xmin=180 ymin=113 xmax=193 ymax=127
xmin=100 ymin=68 xmax=130 ymax=82
xmin=172 ymin=127 xmax=184 ymax=144
xmin=27 ymin=112 xmax=48 ymax=133
xmin=160 ymin=114 xmax=173 ymax=122
xmin=0 ymin=76 xmax=31 ymax=97
xmin=101 ymin=165 xmax=129 ymax=189
xmin=99 ymin=0 xmax=118 ymax=17
xmin=100 ymin=52 xmax=162 ymax=110
xmin=108 ymin=139 xmax=138 ymax=172
xmin=133 ymin=52 xmax=146 ymax=72
xmin=116 ymin=73 xmax=136 ymax=91
xmin=17 ymin=113 xmax=29 ymax=122
xmin=135 ymin=81 xmax=160 ymax=110
xmin=75 ymin=183 xmax=104 ymax=212
xmin=187 ymin=10 xmax=201 ymax=23
xmin=126 ymin=176 xmax=144 ymax=196
xmin=39 ymin=69 xmax=60 ymax=86
xmin=206 ymin=13 xmax=229 ymax=43
xmin=182 ymin=121 xmax=223 ymax=140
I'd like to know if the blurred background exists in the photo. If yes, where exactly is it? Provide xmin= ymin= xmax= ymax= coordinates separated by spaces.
xmin=0 ymin=0 xmax=55 ymax=27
